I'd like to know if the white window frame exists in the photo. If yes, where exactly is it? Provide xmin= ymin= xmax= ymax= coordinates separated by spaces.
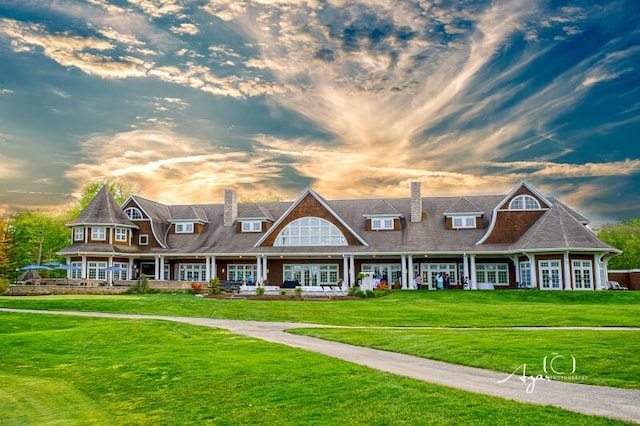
xmin=112 ymin=262 xmax=129 ymax=280
xmin=283 ymin=264 xmax=339 ymax=286
xmin=227 ymin=264 xmax=257 ymax=282
xmin=274 ymin=217 xmax=347 ymax=246
xmin=124 ymin=207 xmax=143 ymax=220
xmin=509 ymin=194 xmax=541 ymax=210
xmin=91 ymin=226 xmax=106 ymax=241
xmin=371 ymin=218 xmax=394 ymax=230
xmin=87 ymin=261 xmax=107 ymax=280
xmin=452 ymin=216 xmax=476 ymax=229
xmin=572 ymin=260 xmax=593 ymax=290
xmin=538 ymin=260 xmax=562 ymax=290
xmin=70 ymin=261 xmax=83 ymax=279
xmin=114 ymin=228 xmax=127 ymax=242
xmin=241 ymin=221 xmax=262 ymax=233
xmin=73 ymin=227 xmax=84 ymax=241
xmin=139 ymin=234 xmax=149 ymax=245
xmin=178 ymin=264 xmax=207 ymax=282
xmin=519 ymin=261 xmax=532 ymax=288
xmin=175 ymin=222 xmax=194 ymax=233
xmin=416 ymin=263 xmax=458 ymax=289
xmin=475 ymin=263 xmax=509 ymax=286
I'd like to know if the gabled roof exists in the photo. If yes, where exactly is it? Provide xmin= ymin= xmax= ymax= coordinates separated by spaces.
xmin=67 ymin=186 xmax=137 ymax=228
xmin=237 ymin=203 xmax=274 ymax=221
xmin=169 ymin=205 xmax=209 ymax=223
xmin=255 ymin=188 xmax=369 ymax=247
xmin=511 ymin=201 xmax=618 ymax=252
xmin=444 ymin=197 xmax=484 ymax=216
xmin=127 ymin=195 xmax=171 ymax=248
xmin=364 ymin=200 xmax=403 ymax=217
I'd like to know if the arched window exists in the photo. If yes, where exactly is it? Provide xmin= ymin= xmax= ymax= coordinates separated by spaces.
xmin=509 ymin=195 xmax=541 ymax=210
xmin=124 ymin=207 xmax=143 ymax=220
xmin=274 ymin=217 xmax=347 ymax=246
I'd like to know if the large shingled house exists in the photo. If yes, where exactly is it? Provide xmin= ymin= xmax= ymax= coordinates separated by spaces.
xmin=58 ymin=181 xmax=619 ymax=290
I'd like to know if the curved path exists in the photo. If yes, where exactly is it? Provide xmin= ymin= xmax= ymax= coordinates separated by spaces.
xmin=2 ymin=308 xmax=639 ymax=423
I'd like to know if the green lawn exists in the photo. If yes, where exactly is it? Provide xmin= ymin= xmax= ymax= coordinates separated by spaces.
xmin=0 ymin=312 xmax=631 ymax=425
xmin=1 ymin=290 xmax=639 ymax=327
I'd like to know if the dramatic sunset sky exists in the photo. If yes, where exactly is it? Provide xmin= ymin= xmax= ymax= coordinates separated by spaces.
xmin=0 ymin=0 xmax=638 ymax=225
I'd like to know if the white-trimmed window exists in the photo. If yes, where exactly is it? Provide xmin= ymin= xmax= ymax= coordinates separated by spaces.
xmin=73 ymin=227 xmax=84 ymax=241
xmin=519 ymin=261 xmax=532 ymax=287
xmin=475 ymin=264 xmax=509 ymax=286
xmin=88 ymin=261 xmax=107 ymax=280
xmin=452 ymin=216 xmax=476 ymax=229
xmin=175 ymin=222 xmax=194 ymax=233
xmin=539 ymin=260 xmax=562 ymax=290
xmin=371 ymin=218 xmax=394 ymax=230
xmin=362 ymin=263 xmax=403 ymax=283
xmin=139 ymin=234 xmax=149 ymax=245
xmin=91 ymin=226 xmax=106 ymax=241
xmin=178 ymin=264 xmax=206 ymax=282
xmin=112 ymin=262 xmax=128 ymax=280
xmin=509 ymin=194 xmax=541 ymax=210
xmin=227 ymin=264 xmax=257 ymax=281
xmin=124 ymin=207 xmax=143 ymax=220
xmin=283 ymin=264 xmax=339 ymax=286
xmin=70 ymin=261 xmax=83 ymax=279
xmin=275 ymin=217 xmax=347 ymax=246
xmin=115 ymin=228 xmax=127 ymax=242
xmin=241 ymin=221 xmax=262 ymax=233
xmin=572 ymin=260 xmax=593 ymax=290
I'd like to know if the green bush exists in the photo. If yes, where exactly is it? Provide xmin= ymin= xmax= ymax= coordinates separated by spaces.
xmin=126 ymin=274 xmax=150 ymax=294
xmin=0 ymin=277 xmax=9 ymax=295
xmin=256 ymin=286 xmax=265 ymax=296
xmin=209 ymin=277 xmax=222 ymax=294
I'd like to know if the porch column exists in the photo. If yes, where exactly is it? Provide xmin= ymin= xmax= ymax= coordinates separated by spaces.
xmin=205 ymin=256 xmax=211 ymax=281
xmin=527 ymin=254 xmax=538 ymax=289
xmin=470 ymin=255 xmax=477 ymax=290
xmin=462 ymin=254 xmax=469 ymax=288
xmin=511 ymin=255 xmax=521 ymax=285
xmin=154 ymin=256 xmax=160 ymax=280
xmin=128 ymin=258 xmax=134 ymax=281
xmin=211 ymin=256 xmax=217 ymax=279
xmin=563 ymin=252 xmax=572 ymax=290
xmin=349 ymin=256 xmax=355 ymax=287
xmin=594 ymin=253 xmax=604 ymax=290
xmin=108 ymin=256 xmax=114 ymax=286
xmin=402 ymin=254 xmax=408 ymax=290
xmin=343 ymin=255 xmax=349 ymax=287
xmin=81 ymin=255 xmax=87 ymax=279
xmin=256 ymin=256 xmax=262 ymax=284
xmin=407 ymin=255 xmax=414 ymax=290
xmin=262 ymin=255 xmax=268 ymax=283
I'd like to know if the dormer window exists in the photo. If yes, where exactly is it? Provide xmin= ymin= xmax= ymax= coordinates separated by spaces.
xmin=125 ymin=207 xmax=143 ymax=220
xmin=372 ymin=218 xmax=394 ymax=230
xmin=509 ymin=195 xmax=541 ymax=210
xmin=115 ymin=228 xmax=127 ymax=242
xmin=74 ymin=227 xmax=84 ymax=241
xmin=91 ymin=226 xmax=106 ymax=241
xmin=241 ymin=220 xmax=262 ymax=233
xmin=175 ymin=222 xmax=194 ymax=233
xmin=452 ymin=216 xmax=476 ymax=229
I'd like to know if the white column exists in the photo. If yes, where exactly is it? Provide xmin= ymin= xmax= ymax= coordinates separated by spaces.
xmin=108 ymin=256 xmax=114 ymax=286
xmin=343 ymin=256 xmax=349 ymax=287
xmin=594 ymin=253 xmax=603 ymax=290
xmin=205 ymin=256 xmax=211 ymax=281
xmin=211 ymin=256 xmax=217 ymax=279
xmin=470 ymin=255 xmax=477 ymax=290
xmin=154 ymin=256 xmax=160 ymax=280
xmin=407 ymin=255 xmax=414 ymax=290
xmin=528 ymin=254 xmax=538 ymax=289
xmin=262 ymin=255 xmax=268 ymax=283
xmin=128 ymin=258 xmax=134 ymax=281
xmin=511 ymin=256 xmax=521 ymax=286
xmin=400 ymin=254 xmax=407 ymax=289
xmin=463 ymin=254 xmax=469 ymax=288
xmin=256 ymin=257 xmax=262 ymax=285
xmin=81 ymin=255 xmax=87 ymax=279
xmin=563 ymin=252 xmax=572 ymax=290
xmin=84 ymin=227 xmax=88 ymax=244
xmin=349 ymin=256 xmax=355 ymax=287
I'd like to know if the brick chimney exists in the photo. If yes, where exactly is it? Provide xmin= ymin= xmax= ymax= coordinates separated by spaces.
xmin=223 ymin=189 xmax=237 ymax=227
xmin=410 ymin=181 xmax=422 ymax=223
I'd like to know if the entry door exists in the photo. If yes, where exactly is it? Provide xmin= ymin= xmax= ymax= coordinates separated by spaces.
xmin=538 ymin=260 xmax=562 ymax=290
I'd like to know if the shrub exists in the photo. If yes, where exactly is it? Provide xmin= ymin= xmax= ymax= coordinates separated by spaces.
xmin=208 ymin=277 xmax=222 ymax=294
xmin=0 ymin=277 xmax=9 ymax=295
xmin=256 ymin=286 xmax=265 ymax=296
xmin=294 ymin=287 xmax=303 ymax=296
xmin=191 ymin=282 xmax=204 ymax=294
xmin=127 ymin=274 xmax=149 ymax=294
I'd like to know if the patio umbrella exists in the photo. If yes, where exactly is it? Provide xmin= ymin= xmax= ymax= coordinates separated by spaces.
xmin=20 ymin=264 xmax=51 ymax=270
xmin=44 ymin=261 xmax=62 ymax=267
xmin=101 ymin=266 xmax=128 ymax=272
xmin=57 ymin=264 xmax=82 ymax=284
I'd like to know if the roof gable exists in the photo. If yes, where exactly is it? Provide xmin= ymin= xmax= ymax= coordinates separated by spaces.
xmin=364 ymin=200 xmax=403 ymax=217
xmin=255 ymin=188 xmax=368 ymax=247
xmin=444 ymin=197 xmax=484 ymax=216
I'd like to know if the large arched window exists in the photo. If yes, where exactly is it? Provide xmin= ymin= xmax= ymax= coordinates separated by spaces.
xmin=274 ymin=217 xmax=347 ymax=246
xmin=124 ymin=207 xmax=143 ymax=220
xmin=509 ymin=195 xmax=541 ymax=210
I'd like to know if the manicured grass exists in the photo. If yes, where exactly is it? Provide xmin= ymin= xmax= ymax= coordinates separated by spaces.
xmin=291 ymin=328 xmax=640 ymax=389
xmin=0 ymin=312 xmax=630 ymax=425
xmin=1 ymin=290 xmax=640 ymax=327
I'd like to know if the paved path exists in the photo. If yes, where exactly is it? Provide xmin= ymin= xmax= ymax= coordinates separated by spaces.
xmin=2 ymin=308 xmax=639 ymax=423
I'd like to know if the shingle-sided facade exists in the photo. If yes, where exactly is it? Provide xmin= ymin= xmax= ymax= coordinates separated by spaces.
xmin=58 ymin=182 xmax=620 ymax=290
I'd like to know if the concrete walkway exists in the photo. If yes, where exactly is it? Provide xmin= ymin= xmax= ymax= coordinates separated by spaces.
xmin=2 ymin=308 xmax=639 ymax=423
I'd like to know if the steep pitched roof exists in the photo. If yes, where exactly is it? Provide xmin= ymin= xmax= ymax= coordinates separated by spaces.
xmin=169 ymin=205 xmax=209 ymax=222
xmin=365 ymin=200 xmax=403 ymax=216
xmin=237 ymin=203 xmax=274 ymax=221
xmin=444 ymin=197 xmax=484 ymax=215
xmin=67 ymin=186 xmax=137 ymax=228
xmin=128 ymin=195 xmax=171 ymax=248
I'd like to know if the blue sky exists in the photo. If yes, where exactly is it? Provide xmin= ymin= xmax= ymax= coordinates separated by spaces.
xmin=0 ymin=0 xmax=638 ymax=225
